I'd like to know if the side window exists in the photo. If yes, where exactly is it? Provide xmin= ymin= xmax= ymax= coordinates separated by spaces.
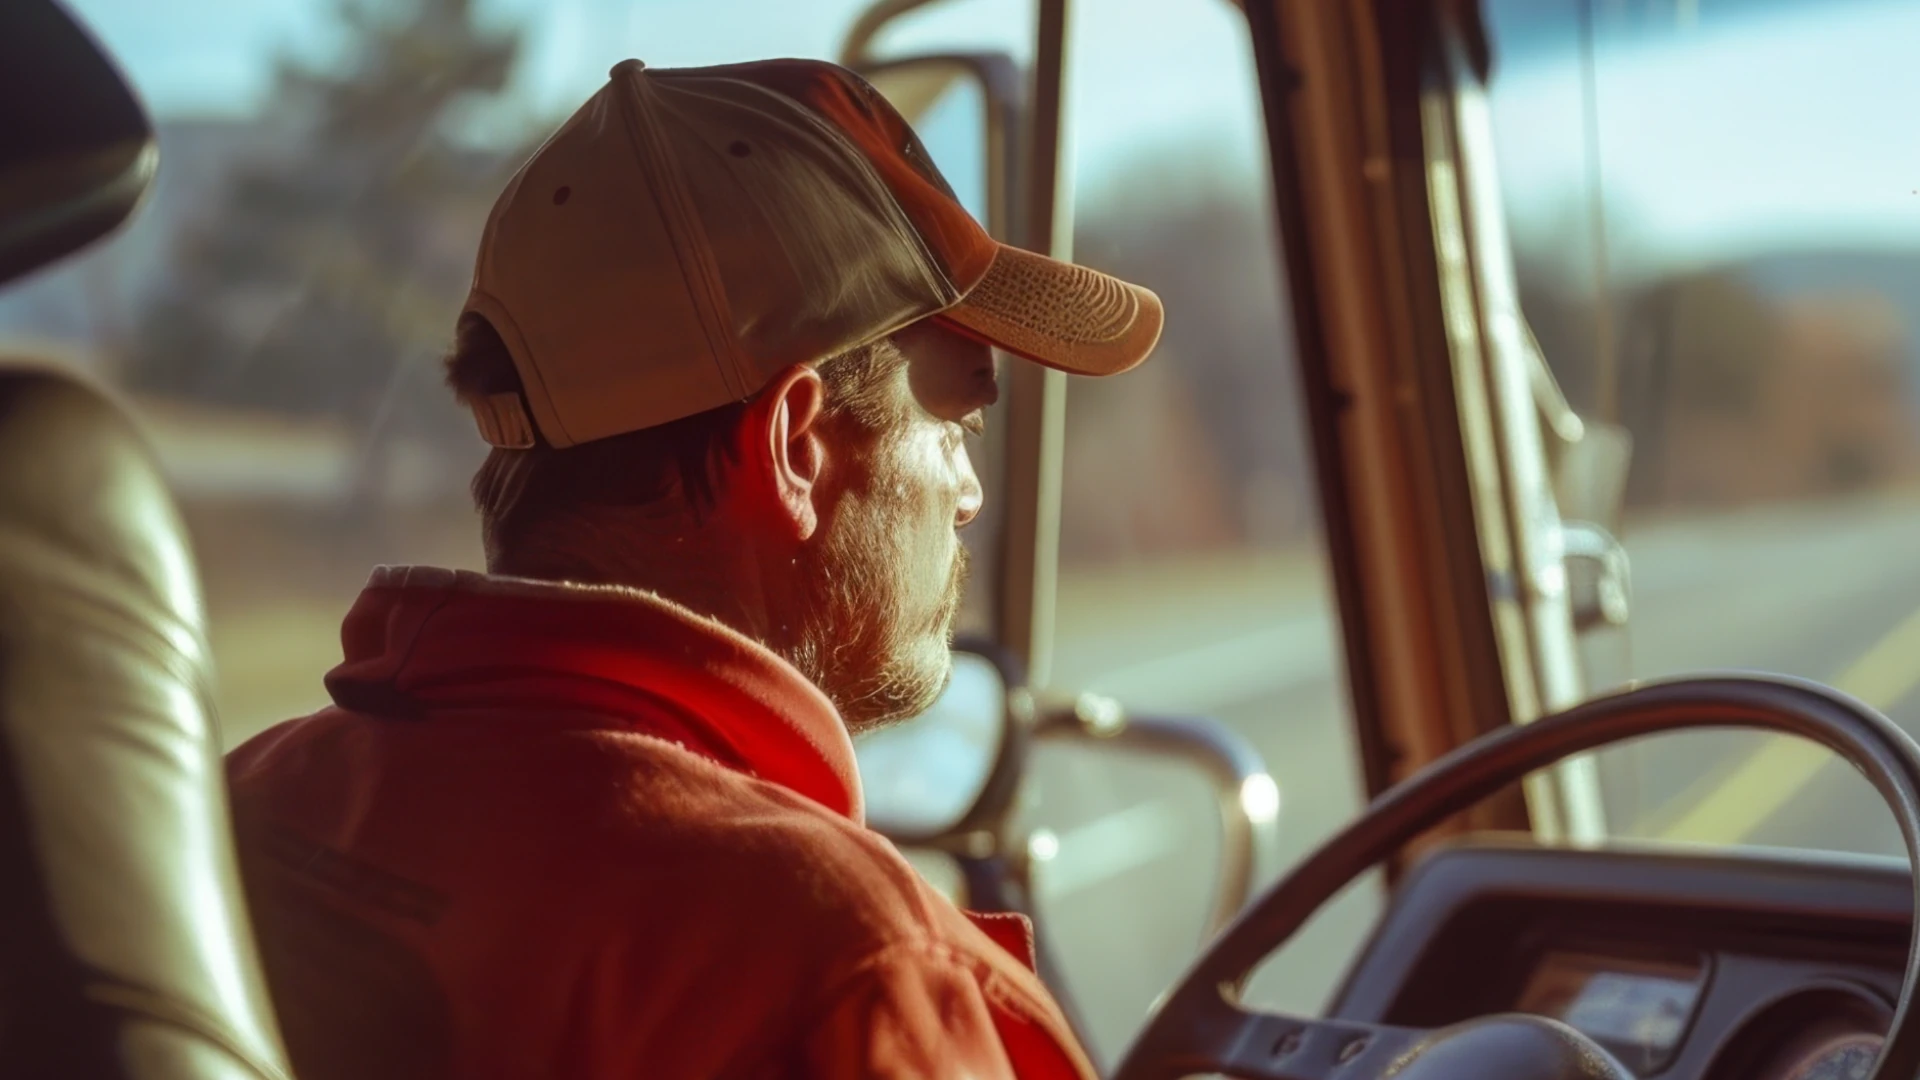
xmin=27 ymin=0 xmax=524 ymax=745
xmin=1480 ymin=0 xmax=1920 ymax=857
xmin=29 ymin=0 xmax=1023 ymax=742
xmin=1021 ymin=0 xmax=1370 ymax=1059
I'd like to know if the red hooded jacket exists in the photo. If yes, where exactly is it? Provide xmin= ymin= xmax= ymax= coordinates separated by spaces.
xmin=225 ymin=566 xmax=1095 ymax=1079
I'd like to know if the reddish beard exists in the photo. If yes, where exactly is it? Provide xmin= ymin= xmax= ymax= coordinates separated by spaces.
xmin=788 ymin=518 xmax=970 ymax=733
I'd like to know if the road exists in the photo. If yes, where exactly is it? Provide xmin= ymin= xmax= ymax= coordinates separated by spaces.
xmin=1012 ymin=490 xmax=1920 ymax=1066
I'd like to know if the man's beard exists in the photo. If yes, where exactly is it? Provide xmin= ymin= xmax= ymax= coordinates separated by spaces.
xmin=786 ymin=512 xmax=970 ymax=733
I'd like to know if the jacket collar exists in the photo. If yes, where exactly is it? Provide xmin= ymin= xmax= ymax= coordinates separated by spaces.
xmin=324 ymin=566 xmax=863 ymax=822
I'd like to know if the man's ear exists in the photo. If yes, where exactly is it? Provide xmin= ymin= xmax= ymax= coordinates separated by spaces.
xmin=741 ymin=364 xmax=827 ymax=541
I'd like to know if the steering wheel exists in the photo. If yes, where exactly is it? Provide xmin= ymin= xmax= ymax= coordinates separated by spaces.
xmin=1111 ymin=676 xmax=1920 ymax=1080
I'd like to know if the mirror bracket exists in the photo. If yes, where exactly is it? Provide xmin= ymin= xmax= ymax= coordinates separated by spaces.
xmin=1562 ymin=520 xmax=1631 ymax=631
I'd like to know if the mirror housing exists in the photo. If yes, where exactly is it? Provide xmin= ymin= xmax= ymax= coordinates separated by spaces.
xmin=856 ymin=644 xmax=1282 ymax=942
xmin=1033 ymin=695 xmax=1280 ymax=939
xmin=0 ymin=0 xmax=157 ymax=286
xmin=855 ymin=644 xmax=1280 ymax=1070
xmin=1552 ymin=418 xmax=1634 ymax=632
xmin=1554 ymin=419 xmax=1634 ymax=538
xmin=854 ymin=640 xmax=1028 ymax=844
xmin=1563 ymin=521 xmax=1631 ymax=632
xmin=1521 ymin=316 xmax=1636 ymax=633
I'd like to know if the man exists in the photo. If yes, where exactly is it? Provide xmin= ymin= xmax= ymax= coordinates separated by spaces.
xmin=226 ymin=56 xmax=1161 ymax=1079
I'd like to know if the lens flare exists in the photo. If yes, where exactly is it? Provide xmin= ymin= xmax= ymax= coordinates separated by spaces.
xmin=1240 ymin=774 xmax=1282 ymax=825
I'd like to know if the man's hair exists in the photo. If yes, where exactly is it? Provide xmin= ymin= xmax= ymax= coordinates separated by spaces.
xmin=444 ymin=313 xmax=905 ymax=563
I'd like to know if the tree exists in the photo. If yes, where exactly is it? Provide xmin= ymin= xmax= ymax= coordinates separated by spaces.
xmin=1071 ymin=146 xmax=1317 ymax=552
xmin=126 ymin=0 xmax=531 ymax=511
xmin=1515 ymin=244 xmax=1790 ymax=508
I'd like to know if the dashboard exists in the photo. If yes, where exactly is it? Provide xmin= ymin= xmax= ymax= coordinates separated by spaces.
xmin=1326 ymin=838 xmax=1910 ymax=1079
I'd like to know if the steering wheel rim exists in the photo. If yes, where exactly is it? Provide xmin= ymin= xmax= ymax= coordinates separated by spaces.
xmin=1111 ymin=675 xmax=1920 ymax=1080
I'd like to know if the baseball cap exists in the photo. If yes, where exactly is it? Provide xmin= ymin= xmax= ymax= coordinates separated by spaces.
xmin=462 ymin=57 xmax=1163 ymax=450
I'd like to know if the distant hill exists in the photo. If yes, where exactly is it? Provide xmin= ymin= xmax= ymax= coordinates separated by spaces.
xmin=0 ymin=116 xmax=509 ymax=376
xmin=1739 ymin=247 xmax=1920 ymax=406
xmin=1485 ymin=0 xmax=1890 ymax=70
xmin=1742 ymin=247 xmax=1920 ymax=311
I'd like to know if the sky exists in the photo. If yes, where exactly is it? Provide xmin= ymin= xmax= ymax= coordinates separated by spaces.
xmin=1485 ymin=0 xmax=1920 ymax=276
xmin=65 ymin=0 xmax=1269 ymax=191
xmin=62 ymin=0 xmax=1920 ymax=274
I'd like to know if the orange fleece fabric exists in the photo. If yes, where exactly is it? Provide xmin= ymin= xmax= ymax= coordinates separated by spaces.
xmin=225 ymin=565 xmax=1095 ymax=1079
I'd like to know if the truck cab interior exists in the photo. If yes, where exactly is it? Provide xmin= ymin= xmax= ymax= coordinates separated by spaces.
xmin=7 ymin=0 xmax=1920 ymax=1078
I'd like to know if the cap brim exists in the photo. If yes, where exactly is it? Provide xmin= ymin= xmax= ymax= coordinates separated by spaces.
xmin=937 ymin=243 xmax=1163 ymax=377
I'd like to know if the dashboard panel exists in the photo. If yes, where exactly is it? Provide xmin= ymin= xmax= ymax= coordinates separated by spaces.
xmin=1325 ymin=838 xmax=1911 ymax=1079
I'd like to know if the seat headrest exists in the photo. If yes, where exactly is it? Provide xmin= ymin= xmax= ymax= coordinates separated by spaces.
xmin=0 ymin=365 xmax=292 ymax=1079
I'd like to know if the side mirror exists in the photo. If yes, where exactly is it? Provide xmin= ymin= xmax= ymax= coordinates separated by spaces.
xmin=855 ymin=645 xmax=1280 ymax=1074
xmin=1554 ymin=420 xmax=1633 ymax=536
xmin=855 ymin=642 xmax=1025 ymax=842
xmin=1521 ymin=316 xmax=1636 ymax=633
xmin=852 ymin=53 xmax=1023 ymax=241
xmin=854 ymin=647 xmax=1282 ymax=937
xmin=1033 ymin=695 xmax=1281 ymax=939
xmin=1563 ymin=520 xmax=1631 ymax=632
xmin=1553 ymin=422 xmax=1634 ymax=632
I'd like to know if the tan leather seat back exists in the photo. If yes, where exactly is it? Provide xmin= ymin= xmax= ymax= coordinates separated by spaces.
xmin=0 ymin=368 xmax=294 ymax=1078
xmin=0 ymin=4 xmax=296 ymax=1075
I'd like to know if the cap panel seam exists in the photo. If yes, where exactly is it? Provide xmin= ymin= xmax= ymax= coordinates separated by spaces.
xmin=614 ymin=67 xmax=751 ymax=400
xmin=719 ymin=75 xmax=961 ymax=309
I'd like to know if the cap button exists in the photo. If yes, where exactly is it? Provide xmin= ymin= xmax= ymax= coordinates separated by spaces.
xmin=611 ymin=59 xmax=647 ymax=78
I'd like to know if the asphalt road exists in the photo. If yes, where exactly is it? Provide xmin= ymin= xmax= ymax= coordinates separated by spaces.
xmin=1011 ymin=489 xmax=1920 ymax=1066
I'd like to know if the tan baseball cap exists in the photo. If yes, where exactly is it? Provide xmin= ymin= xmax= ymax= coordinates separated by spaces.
xmin=462 ymin=57 xmax=1163 ymax=450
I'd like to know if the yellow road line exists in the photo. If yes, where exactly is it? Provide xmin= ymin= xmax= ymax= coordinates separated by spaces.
xmin=1657 ymin=603 xmax=1920 ymax=843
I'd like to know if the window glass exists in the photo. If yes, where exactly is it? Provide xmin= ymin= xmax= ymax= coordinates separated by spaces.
xmin=1026 ymin=0 xmax=1371 ymax=1061
xmin=1480 ymin=0 xmax=1920 ymax=856
xmin=35 ymin=0 xmax=997 ymax=742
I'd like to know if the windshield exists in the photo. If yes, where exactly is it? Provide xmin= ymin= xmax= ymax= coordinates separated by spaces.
xmin=1481 ymin=0 xmax=1920 ymax=857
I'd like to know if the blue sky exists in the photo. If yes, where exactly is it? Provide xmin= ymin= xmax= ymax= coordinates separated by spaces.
xmin=66 ymin=0 xmax=1267 ymax=190
xmin=1485 ymin=0 xmax=1920 ymax=275
xmin=64 ymin=0 xmax=1920 ymax=273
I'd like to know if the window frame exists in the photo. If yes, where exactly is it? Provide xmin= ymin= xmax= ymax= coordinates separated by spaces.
xmin=1240 ymin=0 xmax=1596 ymax=854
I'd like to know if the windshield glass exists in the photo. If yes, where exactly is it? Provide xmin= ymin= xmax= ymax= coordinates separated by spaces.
xmin=1481 ymin=0 xmax=1920 ymax=856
